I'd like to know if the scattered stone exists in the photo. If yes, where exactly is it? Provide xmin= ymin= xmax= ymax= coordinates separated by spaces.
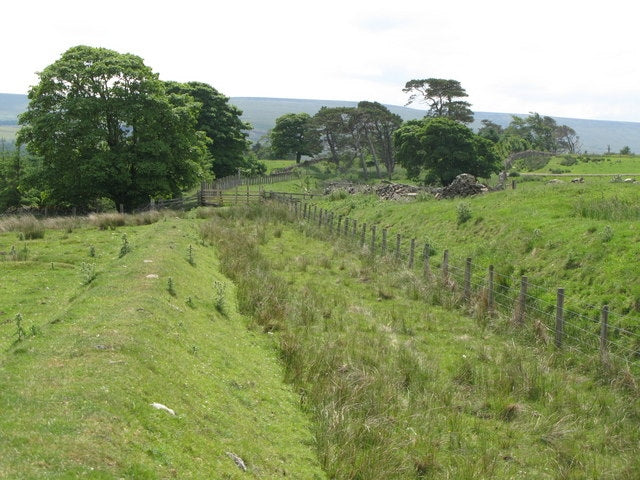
xmin=624 ymin=178 xmax=635 ymax=183
xmin=571 ymin=177 xmax=584 ymax=183
xmin=226 ymin=451 xmax=247 ymax=471
xmin=547 ymin=179 xmax=564 ymax=184
xmin=435 ymin=174 xmax=489 ymax=199
xmin=150 ymin=402 xmax=175 ymax=416
xmin=145 ymin=274 xmax=159 ymax=279
xmin=143 ymin=259 xmax=153 ymax=263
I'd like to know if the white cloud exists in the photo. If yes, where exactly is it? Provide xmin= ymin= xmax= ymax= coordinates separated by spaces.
xmin=3 ymin=0 xmax=639 ymax=121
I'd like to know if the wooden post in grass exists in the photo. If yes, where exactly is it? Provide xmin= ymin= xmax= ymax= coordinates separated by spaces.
xmin=395 ymin=234 xmax=401 ymax=260
xmin=246 ymin=183 xmax=249 ymax=202
xmin=382 ymin=229 xmax=388 ymax=256
xmin=344 ymin=217 xmax=349 ymax=236
xmin=555 ymin=288 xmax=565 ymax=348
xmin=488 ymin=265 xmax=495 ymax=315
xmin=515 ymin=276 xmax=528 ymax=325
xmin=352 ymin=219 xmax=357 ymax=239
xmin=313 ymin=205 xmax=317 ymax=221
xmin=423 ymin=243 xmax=431 ymax=278
xmin=600 ymin=305 xmax=609 ymax=358
xmin=464 ymin=257 xmax=472 ymax=303
xmin=371 ymin=225 xmax=377 ymax=256
xmin=442 ymin=250 xmax=449 ymax=283
xmin=409 ymin=238 xmax=415 ymax=269
xmin=337 ymin=215 xmax=342 ymax=235
xmin=361 ymin=223 xmax=367 ymax=246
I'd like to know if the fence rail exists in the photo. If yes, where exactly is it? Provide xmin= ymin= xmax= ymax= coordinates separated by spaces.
xmin=268 ymin=196 xmax=640 ymax=369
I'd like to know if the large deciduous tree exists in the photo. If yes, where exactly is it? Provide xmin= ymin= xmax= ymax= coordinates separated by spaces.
xmin=270 ymin=112 xmax=322 ymax=163
xmin=393 ymin=117 xmax=500 ymax=185
xmin=17 ymin=45 xmax=210 ymax=210
xmin=403 ymin=78 xmax=474 ymax=124
xmin=164 ymin=81 xmax=254 ymax=178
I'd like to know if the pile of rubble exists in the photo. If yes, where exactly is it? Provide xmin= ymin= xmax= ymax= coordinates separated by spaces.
xmin=373 ymin=182 xmax=425 ymax=200
xmin=324 ymin=181 xmax=429 ymax=200
xmin=435 ymin=174 xmax=489 ymax=199
xmin=323 ymin=174 xmax=490 ymax=201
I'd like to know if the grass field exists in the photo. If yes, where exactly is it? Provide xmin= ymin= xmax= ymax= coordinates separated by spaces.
xmin=0 ymin=213 xmax=325 ymax=478
xmin=518 ymin=154 xmax=640 ymax=176
xmin=201 ymin=203 xmax=640 ymax=479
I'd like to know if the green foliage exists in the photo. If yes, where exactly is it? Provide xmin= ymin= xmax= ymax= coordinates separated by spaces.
xmin=456 ymin=202 xmax=472 ymax=224
xmin=118 ymin=233 xmax=131 ymax=257
xmin=164 ymin=81 xmax=249 ymax=178
xmin=394 ymin=117 xmax=501 ymax=185
xmin=620 ymin=146 xmax=632 ymax=155
xmin=403 ymin=78 xmax=474 ymax=123
xmin=167 ymin=276 xmax=176 ymax=296
xmin=80 ymin=262 xmax=97 ymax=285
xmin=14 ymin=313 xmax=26 ymax=342
xmin=18 ymin=46 xmax=210 ymax=210
xmin=270 ymin=112 xmax=322 ymax=163
xmin=213 ymin=280 xmax=226 ymax=315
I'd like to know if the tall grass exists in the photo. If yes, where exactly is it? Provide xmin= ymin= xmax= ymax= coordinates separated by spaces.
xmin=201 ymin=202 xmax=640 ymax=479
xmin=574 ymin=195 xmax=640 ymax=221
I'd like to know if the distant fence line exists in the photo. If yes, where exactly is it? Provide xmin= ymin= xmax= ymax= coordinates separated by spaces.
xmin=268 ymin=196 xmax=640 ymax=369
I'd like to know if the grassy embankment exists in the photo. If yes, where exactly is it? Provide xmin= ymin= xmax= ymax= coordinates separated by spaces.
xmin=0 ymin=212 xmax=325 ymax=479
xmin=517 ymin=153 xmax=640 ymax=176
xmin=201 ymin=202 xmax=640 ymax=479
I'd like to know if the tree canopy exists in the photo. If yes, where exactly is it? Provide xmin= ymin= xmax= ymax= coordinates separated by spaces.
xmin=403 ymin=78 xmax=474 ymax=124
xmin=164 ymin=81 xmax=256 ymax=178
xmin=270 ymin=112 xmax=322 ymax=163
xmin=17 ymin=45 xmax=210 ymax=210
xmin=393 ymin=117 xmax=500 ymax=185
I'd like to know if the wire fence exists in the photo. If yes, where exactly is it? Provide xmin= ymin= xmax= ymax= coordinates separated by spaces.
xmin=271 ymin=197 xmax=640 ymax=370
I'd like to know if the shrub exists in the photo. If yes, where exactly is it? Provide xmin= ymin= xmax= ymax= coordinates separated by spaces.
xmin=16 ymin=215 xmax=45 ymax=240
xmin=90 ymin=212 xmax=126 ymax=230
xmin=456 ymin=202 xmax=472 ymax=224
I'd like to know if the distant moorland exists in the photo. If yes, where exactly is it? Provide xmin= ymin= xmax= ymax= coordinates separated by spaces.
xmin=2 ymin=92 xmax=639 ymax=154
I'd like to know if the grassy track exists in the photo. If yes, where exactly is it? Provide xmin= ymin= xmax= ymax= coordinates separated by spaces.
xmin=0 ymin=214 xmax=325 ymax=479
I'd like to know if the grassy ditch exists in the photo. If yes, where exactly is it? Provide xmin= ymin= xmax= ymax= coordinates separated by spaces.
xmin=201 ymin=203 xmax=640 ymax=479
xmin=0 ymin=213 xmax=325 ymax=478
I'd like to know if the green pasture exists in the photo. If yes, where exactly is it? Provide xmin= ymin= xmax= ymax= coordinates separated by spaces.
xmin=202 ymin=203 xmax=640 ymax=479
xmin=0 ymin=213 xmax=325 ymax=478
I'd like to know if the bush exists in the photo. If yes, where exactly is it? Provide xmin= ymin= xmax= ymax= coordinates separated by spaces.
xmin=456 ymin=202 xmax=472 ymax=224
xmin=16 ymin=215 xmax=45 ymax=240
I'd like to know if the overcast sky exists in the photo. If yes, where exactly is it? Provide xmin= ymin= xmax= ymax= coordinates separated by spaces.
xmin=3 ymin=0 xmax=638 ymax=122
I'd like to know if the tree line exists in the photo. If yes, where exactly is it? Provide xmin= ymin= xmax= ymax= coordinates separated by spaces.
xmin=1 ymin=45 xmax=262 ymax=213
xmin=262 ymin=78 xmax=581 ymax=185
xmin=1 ymin=50 xmax=585 ymax=213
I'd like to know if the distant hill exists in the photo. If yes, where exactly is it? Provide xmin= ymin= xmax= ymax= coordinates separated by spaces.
xmin=2 ymin=93 xmax=638 ymax=154
xmin=231 ymin=97 xmax=640 ymax=155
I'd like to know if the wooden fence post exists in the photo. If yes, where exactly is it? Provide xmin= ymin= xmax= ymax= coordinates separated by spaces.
xmin=515 ymin=276 xmax=528 ymax=325
xmin=352 ymin=219 xmax=357 ymax=239
xmin=423 ymin=243 xmax=431 ymax=278
xmin=382 ymin=229 xmax=387 ymax=257
xmin=555 ymin=288 xmax=565 ymax=348
xmin=361 ymin=223 xmax=367 ymax=246
xmin=337 ymin=215 xmax=342 ymax=235
xmin=408 ymin=238 xmax=415 ymax=269
xmin=395 ymin=234 xmax=401 ymax=260
xmin=488 ymin=265 xmax=495 ymax=315
xmin=344 ymin=217 xmax=349 ymax=236
xmin=464 ymin=257 xmax=472 ymax=303
xmin=442 ymin=250 xmax=449 ymax=283
xmin=371 ymin=225 xmax=376 ymax=256
xmin=600 ymin=305 xmax=609 ymax=358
